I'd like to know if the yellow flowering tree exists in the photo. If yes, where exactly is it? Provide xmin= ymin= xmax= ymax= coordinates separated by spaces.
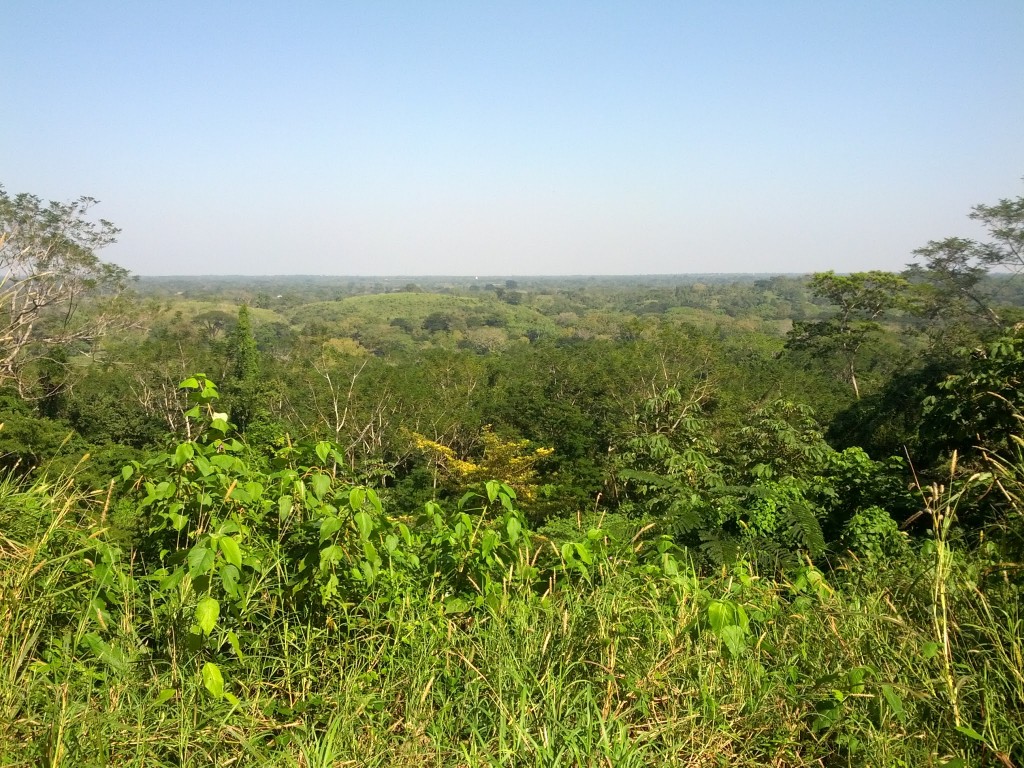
xmin=410 ymin=426 xmax=553 ymax=502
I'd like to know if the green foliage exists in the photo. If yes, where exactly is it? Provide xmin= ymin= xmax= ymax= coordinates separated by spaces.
xmin=0 ymin=398 xmax=85 ymax=472
xmin=841 ymin=505 xmax=908 ymax=560
xmin=223 ymin=304 xmax=275 ymax=436
xmin=615 ymin=391 xmax=909 ymax=567
xmin=3 ymin=405 xmax=1023 ymax=765
xmin=923 ymin=331 xmax=1024 ymax=459
xmin=228 ymin=305 xmax=260 ymax=382
xmin=786 ymin=271 xmax=911 ymax=398
xmin=10 ymin=184 xmax=1024 ymax=762
xmin=0 ymin=185 xmax=130 ymax=390
xmin=907 ymin=184 xmax=1024 ymax=334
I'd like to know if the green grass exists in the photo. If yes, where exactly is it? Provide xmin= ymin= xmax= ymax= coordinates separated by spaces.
xmin=1 ymin=464 xmax=1021 ymax=767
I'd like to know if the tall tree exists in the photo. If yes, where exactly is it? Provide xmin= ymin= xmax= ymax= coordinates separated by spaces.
xmin=786 ymin=271 xmax=908 ymax=399
xmin=0 ymin=185 xmax=130 ymax=393
xmin=905 ymin=184 xmax=1024 ymax=332
xmin=225 ymin=305 xmax=264 ymax=432
xmin=228 ymin=305 xmax=259 ymax=383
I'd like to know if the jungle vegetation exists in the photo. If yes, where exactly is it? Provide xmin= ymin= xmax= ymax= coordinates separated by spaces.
xmin=1 ymin=182 xmax=1023 ymax=766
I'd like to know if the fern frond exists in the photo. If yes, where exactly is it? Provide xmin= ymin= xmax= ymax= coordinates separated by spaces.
xmin=785 ymin=500 xmax=826 ymax=556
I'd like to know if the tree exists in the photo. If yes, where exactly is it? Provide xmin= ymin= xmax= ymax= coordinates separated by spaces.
xmin=785 ymin=271 xmax=908 ymax=399
xmin=227 ymin=305 xmax=260 ymax=383
xmin=194 ymin=309 xmax=236 ymax=342
xmin=905 ymin=184 xmax=1024 ymax=332
xmin=224 ymin=305 xmax=265 ymax=432
xmin=971 ymin=191 xmax=1024 ymax=271
xmin=421 ymin=312 xmax=453 ymax=333
xmin=0 ymin=185 xmax=130 ymax=392
xmin=921 ymin=331 xmax=1024 ymax=460
xmin=906 ymin=237 xmax=1001 ymax=331
xmin=410 ymin=425 xmax=553 ymax=503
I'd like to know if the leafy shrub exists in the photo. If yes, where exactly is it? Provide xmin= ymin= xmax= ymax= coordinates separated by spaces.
xmin=841 ymin=505 xmax=908 ymax=560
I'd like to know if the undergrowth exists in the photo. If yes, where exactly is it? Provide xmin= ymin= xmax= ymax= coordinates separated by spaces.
xmin=1 ymin=473 xmax=1021 ymax=766
xmin=0 ymin=380 xmax=1021 ymax=767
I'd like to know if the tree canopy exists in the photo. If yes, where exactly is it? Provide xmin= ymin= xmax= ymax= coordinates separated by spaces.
xmin=0 ymin=186 xmax=130 ymax=391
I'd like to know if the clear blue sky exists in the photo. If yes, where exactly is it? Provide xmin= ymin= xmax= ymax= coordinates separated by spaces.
xmin=3 ymin=1 xmax=1022 ymax=275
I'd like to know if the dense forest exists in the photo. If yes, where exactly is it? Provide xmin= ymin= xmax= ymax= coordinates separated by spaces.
xmin=1 ymin=183 xmax=1023 ymax=766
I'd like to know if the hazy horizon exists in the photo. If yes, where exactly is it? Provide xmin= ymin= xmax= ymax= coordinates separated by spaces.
xmin=133 ymin=272 xmax=803 ymax=279
xmin=4 ymin=2 xmax=1022 ymax=277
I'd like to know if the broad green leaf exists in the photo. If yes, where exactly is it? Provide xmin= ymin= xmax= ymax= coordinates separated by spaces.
xmin=187 ymin=546 xmax=215 ymax=577
xmin=349 ymin=486 xmax=366 ymax=511
xmin=481 ymin=530 xmax=498 ymax=558
xmin=219 ymin=535 xmax=243 ymax=569
xmin=574 ymin=541 xmax=593 ymax=565
xmin=719 ymin=624 xmax=747 ymax=658
xmin=735 ymin=604 xmax=750 ymax=632
xmin=354 ymin=510 xmax=373 ymax=541
xmin=310 ymin=472 xmax=331 ymax=500
xmin=195 ymin=596 xmax=220 ymax=635
xmin=506 ymin=517 xmax=522 ymax=545
xmin=174 ymin=442 xmax=195 ymax=467
xmin=230 ymin=487 xmax=251 ymax=506
xmin=121 ymin=464 xmax=134 ymax=481
xmin=444 ymin=596 xmax=471 ymax=614
xmin=486 ymin=480 xmax=500 ymax=504
xmin=154 ymin=688 xmax=176 ymax=705
xmin=159 ymin=567 xmax=185 ymax=592
xmin=398 ymin=522 xmax=412 ymax=546
xmin=278 ymin=494 xmax=293 ymax=521
xmin=219 ymin=564 xmax=240 ymax=598
xmin=319 ymin=516 xmax=343 ymax=543
xmin=315 ymin=441 xmax=331 ymax=463
xmin=319 ymin=544 xmax=344 ymax=569
xmin=847 ymin=667 xmax=867 ymax=694
xmin=202 ymin=662 xmax=224 ymax=699
xmin=211 ymin=454 xmax=237 ymax=470
xmin=366 ymin=487 xmax=382 ymax=514
xmin=362 ymin=539 xmax=379 ymax=564
xmin=662 ymin=554 xmax=679 ymax=576
xmin=707 ymin=600 xmax=730 ymax=633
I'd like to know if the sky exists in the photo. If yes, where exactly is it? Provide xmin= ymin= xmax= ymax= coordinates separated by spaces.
xmin=3 ymin=1 xmax=1023 ymax=276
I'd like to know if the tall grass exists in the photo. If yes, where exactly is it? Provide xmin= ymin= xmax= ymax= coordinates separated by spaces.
xmin=0 ymin=462 xmax=1021 ymax=767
